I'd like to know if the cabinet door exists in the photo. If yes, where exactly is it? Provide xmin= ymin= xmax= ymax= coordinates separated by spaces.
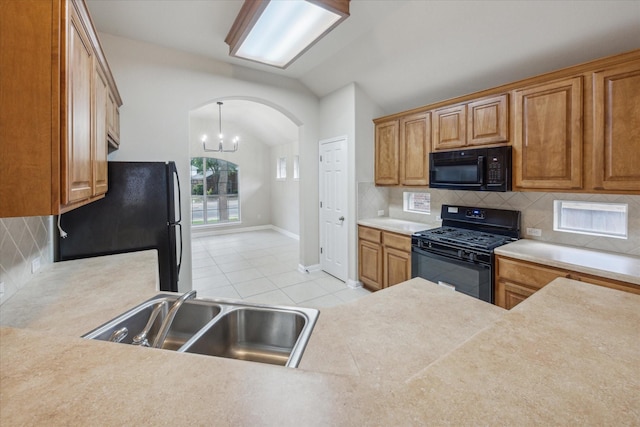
xmin=400 ymin=112 xmax=430 ymax=186
xmin=359 ymin=239 xmax=383 ymax=291
xmin=467 ymin=94 xmax=509 ymax=146
xmin=568 ymin=272 xmax=640 ymax=296
xmin=62 ymin=6 xmax=94 ymax=205
xmin=495 ymin=280 xmax=537 ymax=310
xmin=107 ymin=89 xmax=120 ymax=147
xmin=93 ymin=63 xmax=108 ymax=196
xmin=374 ymin=120 xmax=400 ymax=185
xmin=513 ymin=77 xmax=583 ymax=190
xmin=433 ymin=104 xmax=466 ymax=150
xmin=592 ymin=61 xmax=640 ymax=192
xmin=383 ymin=246 xmax=411 ymax=288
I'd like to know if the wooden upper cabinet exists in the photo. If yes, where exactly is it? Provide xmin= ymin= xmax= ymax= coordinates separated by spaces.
xmin=0 ymin=0 xmax=122 ymax=217
xmin=93 ymin=63 xmax=109 ymax=197
xmin=433 ymin=94 xmax=509 ymax=151
xmin=433 ymin=104 xmax=466 ymax=150
xmin=513 ymin=77 xmax=583 ymax=190
xmin=400 ymin=112 xmax=431 ymax=186
xmin=591 ymin=60 xmax=640 ymax=192
xmin=375 ymin=119 xmax=400 ymax=185
xmin=467 ymin=94 xmax=509 ymax=146
xmin=63 ymin=6 xmax=94 ymax=205
xmin=107 ymin=88 xmax=121 ymax=148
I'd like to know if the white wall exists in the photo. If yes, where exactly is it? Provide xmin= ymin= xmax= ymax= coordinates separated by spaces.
xmin=319 ymin=83 xmax=383 ymax=284
xmin=100 ymin=33 xmax=320 ymax=291
xmin=189 ymin=116 xmax=272 ymax=230
xmin=270 ymin=142 xmax=300 ymax=236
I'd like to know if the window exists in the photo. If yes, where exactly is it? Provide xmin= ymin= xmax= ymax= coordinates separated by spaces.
xmin=403 ymin=192 xmax=430 ymax=214
xmin=293 ymin=155 xmax=299 ymax=180
xmin=276 ymin=157 xmax=287 ymax=180
xmin=553 ymin=200 xmax=628 ymax=239
xmin=190 ymin=157 xmax=239 ymax=225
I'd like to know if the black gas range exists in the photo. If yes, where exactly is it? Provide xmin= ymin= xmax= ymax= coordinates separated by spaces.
xmin=411 ymin=205 xmax=520 ymax=303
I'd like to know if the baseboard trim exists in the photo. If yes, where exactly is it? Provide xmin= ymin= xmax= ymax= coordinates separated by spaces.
xmin=192 ymin=224 xmax=300 ymax=240
xmin=271 ymin=226 xmax=300 ymax=241
xmin=347 ymin=279 xmax=362 ymax=289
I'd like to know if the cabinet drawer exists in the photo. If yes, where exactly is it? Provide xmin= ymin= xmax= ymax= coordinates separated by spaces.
xmin=496 ymin=256 xmax=566 ymax=290
xmin=358 ymin=226 xmax=381 ymax=244
xmin=569 ymin=272 xmax=640 ymax=295
xmin=382 ymin=232 xmax=411 ymax=251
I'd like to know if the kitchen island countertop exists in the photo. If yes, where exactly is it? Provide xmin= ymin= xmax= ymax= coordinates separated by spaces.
xmin=1 ymin=251 xmax=639 ymax=425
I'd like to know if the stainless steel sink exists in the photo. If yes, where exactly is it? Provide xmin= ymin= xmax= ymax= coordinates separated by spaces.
xmin=181 ymin=307 xmax=310 ymax=367
xmin=83 ymin=294 xmax=319 ymax=368
xmin=83 ymin=296 xmax=221 ymax=350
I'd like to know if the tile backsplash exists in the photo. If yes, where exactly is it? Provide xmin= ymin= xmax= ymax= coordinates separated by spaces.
xmin=358 ymin=182 xmax=640 ymax=257
xmin=0 ymin=216 xmax=52 ymax=305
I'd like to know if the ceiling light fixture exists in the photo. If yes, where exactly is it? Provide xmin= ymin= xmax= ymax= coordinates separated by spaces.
xmin=202 ymin=102 xmax=239 ymax=153
xmin=225 ymin=0 xmax=350 ymax=69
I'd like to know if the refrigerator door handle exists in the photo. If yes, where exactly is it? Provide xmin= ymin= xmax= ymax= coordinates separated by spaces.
xmin=176 ymin=222 xmax=183 ymax=276
xmin=172 ymin=163 xmax=182 ymax=224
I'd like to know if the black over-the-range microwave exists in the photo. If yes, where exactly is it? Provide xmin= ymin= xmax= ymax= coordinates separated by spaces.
xmin=429 ymin=146 xmax=512 ymax=192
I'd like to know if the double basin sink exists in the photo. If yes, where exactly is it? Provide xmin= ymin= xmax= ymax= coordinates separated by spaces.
xmin=83 ymin=294 xmax=320 ymax=368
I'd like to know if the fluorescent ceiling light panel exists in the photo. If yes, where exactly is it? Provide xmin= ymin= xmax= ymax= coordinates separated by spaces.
xmin=226 ymin=0 xmax=350 ymax=69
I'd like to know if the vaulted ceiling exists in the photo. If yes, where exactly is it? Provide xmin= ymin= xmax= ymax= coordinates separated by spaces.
xmin=87 ymin=0 xmax=639 ymax=144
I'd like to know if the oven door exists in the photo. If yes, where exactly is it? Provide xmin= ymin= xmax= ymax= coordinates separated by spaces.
xmin=411 ymin=246 xmax=492 ymax=303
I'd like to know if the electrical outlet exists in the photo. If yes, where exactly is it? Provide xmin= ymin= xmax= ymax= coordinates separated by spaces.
xmin=377 ymin=210 xmax=385 ymax=217
xmin=526 ymin=228 xmax=542 ymax=237
xmin=31 ymin=257 xmax=41 ymax=274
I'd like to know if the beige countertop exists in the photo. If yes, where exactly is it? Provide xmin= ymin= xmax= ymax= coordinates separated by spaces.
xmin=0 ymin=250 xmax=160 ymax=335
xmin=1 ymin=251 xmax=639 ymax=425
xmin=495 ymin=239 xmax=640 ymax=285
xmin=358 ymin=217 xmax=439 ymax=235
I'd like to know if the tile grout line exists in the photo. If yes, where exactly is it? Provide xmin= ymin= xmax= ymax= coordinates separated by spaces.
xmin=192 ymin=230 xmax=370 ymax=308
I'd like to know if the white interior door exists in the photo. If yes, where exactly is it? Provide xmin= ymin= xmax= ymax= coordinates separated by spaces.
xmin=319 ymin=136 xmax=348 ymax=281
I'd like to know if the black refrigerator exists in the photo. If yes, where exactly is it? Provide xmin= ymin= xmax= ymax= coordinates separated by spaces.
xmin=55 ymin=161 xmax=182 ymax=292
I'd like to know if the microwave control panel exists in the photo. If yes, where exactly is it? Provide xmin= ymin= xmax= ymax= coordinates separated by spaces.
xmin=487 ymin=156 xmax=504 ymax=184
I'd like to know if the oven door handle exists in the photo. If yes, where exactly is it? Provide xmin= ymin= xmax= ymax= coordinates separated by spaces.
xmin=412 ymin=245 xmax=463 ymax=263
xmin=412 ymin=245 xmax=491 ymax=267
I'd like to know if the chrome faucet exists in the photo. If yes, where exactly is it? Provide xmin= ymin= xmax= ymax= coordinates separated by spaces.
xmin=151 ymin=290 xmax=197 ymax=349
xmin=132 ymin=300 xmax=169 ymax=347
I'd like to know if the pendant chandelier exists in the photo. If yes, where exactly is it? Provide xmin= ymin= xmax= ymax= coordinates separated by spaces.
xmin=202 ymin=101 xmax=239 ymax=153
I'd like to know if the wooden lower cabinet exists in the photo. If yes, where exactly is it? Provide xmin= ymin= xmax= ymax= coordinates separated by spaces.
xmin=358 ymin=226 xmax=411 ymax=292
xmin=495 ymin=255 xmax=640 ymax=309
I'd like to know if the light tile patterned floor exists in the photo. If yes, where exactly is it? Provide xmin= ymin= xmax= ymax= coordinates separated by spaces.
xmin=191 ymin=229 xmax=370 ymax=308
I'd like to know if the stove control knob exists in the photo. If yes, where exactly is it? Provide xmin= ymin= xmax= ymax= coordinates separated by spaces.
xmin=469 ymin=252 xmax=477 ymax=262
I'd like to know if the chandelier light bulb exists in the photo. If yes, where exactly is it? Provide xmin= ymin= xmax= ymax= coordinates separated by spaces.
xmin=202 ymin=101 xmax=240 ymax=153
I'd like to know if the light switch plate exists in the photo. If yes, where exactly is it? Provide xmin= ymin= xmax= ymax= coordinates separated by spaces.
xmin=377 ymin=210 xmax=384 ymax=217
